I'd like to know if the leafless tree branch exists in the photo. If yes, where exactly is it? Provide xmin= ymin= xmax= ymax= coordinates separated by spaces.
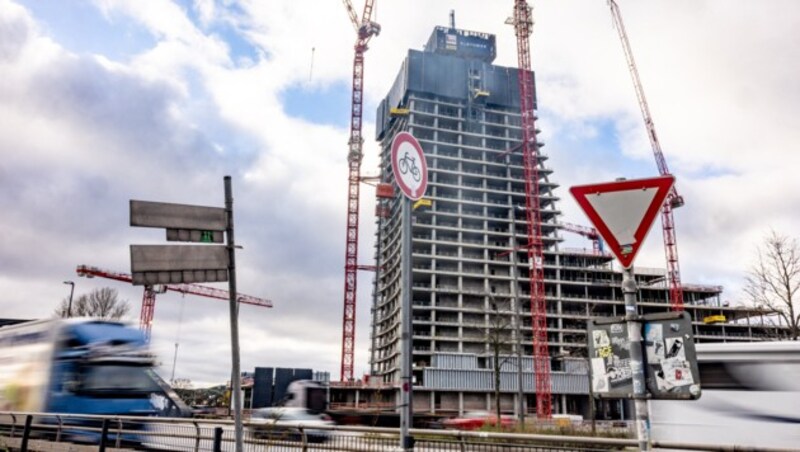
xmin=744 ymin=231 xmax=800 ymax=340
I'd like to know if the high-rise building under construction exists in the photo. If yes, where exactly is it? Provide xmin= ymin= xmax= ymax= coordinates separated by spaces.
xmin=366 ymin=24 xmax=777 ymax=418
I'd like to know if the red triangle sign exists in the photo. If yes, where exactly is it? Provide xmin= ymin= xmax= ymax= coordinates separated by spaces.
xmin=569 ymin=176 xmax=675 ymax=269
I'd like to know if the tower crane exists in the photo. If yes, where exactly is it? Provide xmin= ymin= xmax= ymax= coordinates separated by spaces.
xmin=559 ymin=222 xmax=605 ymax=254
xmin=339 ymin=0 xmax=380 ymax=382
xmin=76 ymin=265 xmax=272 ymax=339
xmin=509 ymin=0 xmax=552 ymax=419
xmin=607 ymin=0 xmax=684 ymax=311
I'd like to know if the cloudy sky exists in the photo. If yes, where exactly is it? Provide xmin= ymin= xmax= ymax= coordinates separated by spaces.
xmin=1 ymin=0 xmax=797 ymax=387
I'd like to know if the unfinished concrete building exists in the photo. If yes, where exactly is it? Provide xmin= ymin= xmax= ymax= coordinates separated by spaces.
xmin=364 ymin=24 xmax=778 ymax=419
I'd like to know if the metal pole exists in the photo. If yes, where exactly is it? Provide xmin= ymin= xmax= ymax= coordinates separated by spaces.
xmin=20 ymin=415 xmax=32 ymax=452
xmin=579 ymin=357 xmax=596 ymax=435
xmin=509 ymin=206 xmax=525 ymax=424
xmin=224 ymin=175 xmax=243 ymax=452
xmin=63 ymin=281 xmax=75 ymax=317
xmin=399 ymin=197 xmax=414 ymax=451
xmin=212 ymin=426 xmax=223 ymax=452
xmin=99 ymin=418 xmax=109 ymax=452
xmin=622 ymin=267 xmax=650 ymax=450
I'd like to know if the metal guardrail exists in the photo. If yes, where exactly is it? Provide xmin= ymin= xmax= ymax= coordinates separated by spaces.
xmin=0 ymin=412 xmax=796 ymax=452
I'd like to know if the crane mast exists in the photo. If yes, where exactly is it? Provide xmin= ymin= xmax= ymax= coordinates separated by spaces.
xmin=339 ymin=0 xmax=380 ymax=382
xmin=512 ymin=0 xmax=552 ymax=419
xmin=76 ymin=265 xmax=272 ymax=339
xmin=608 ymin=0 xmax=684 ymax=310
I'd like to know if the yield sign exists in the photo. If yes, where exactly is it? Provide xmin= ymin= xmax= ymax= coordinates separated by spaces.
xmin=569 ymin=176 xmax=674 ymax=269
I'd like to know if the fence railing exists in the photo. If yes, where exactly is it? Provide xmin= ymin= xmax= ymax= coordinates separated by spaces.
xmin=0 ymin=411 xmax=795 ymax=452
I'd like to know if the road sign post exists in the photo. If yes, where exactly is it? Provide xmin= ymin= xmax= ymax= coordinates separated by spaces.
xmin=224 ymin=176 xmax=244 ymax=452
xmin=622 ymin=267 xmax=650 ymax=450
xmin=571 ymin=175 xmax=677 ymax=451
xmin=391 ymin=131 xmax=428 ymax=452
xmin=129 ymin=177 xmax=244 ymax=452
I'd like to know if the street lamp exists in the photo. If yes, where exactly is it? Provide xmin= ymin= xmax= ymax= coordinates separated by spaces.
xmin=63 ymin=281 xmax=75 ymax=318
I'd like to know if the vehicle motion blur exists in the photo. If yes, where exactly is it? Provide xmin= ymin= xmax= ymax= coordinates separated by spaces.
xmin=0 ymin=318 xmax=159 ymax=415
xmin=441 ymin=410 xmax=516 ymax=431
xmin=649 ymin=341 xmax=800 ymax=449
xmin=249 ymin=407 xmax=335 ymax=443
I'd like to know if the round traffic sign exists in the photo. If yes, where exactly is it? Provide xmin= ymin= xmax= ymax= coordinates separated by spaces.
xmin=390 ymin=132 xmax=428 ymax=201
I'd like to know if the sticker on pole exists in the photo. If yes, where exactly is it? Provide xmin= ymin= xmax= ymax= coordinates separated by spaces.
xmin=391 ymin=132 xmax=428 ymax=201
xmin=569 ymin=176 xmax=674 ymax=269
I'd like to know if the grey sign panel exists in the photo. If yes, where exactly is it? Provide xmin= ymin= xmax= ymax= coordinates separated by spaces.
xmin=643 ymin=311 xmax=701 ymax=400
xmin=587 ymin=312 xmax=702 ymax=401
xmin=130 ymin=200 xmax=227 ymax=231
xmin=130 ymin=245 xmax=228 ymax=286
xmin=587 ymin=319 xmax=633 ymax=398
xmin=166 ymin=229 xmax=224 ymax=243
xmin=132 ymin=269 xmax=228 ymax=286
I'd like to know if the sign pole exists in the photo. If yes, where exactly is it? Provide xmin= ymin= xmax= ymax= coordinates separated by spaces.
xmin=622 ymin=267 xmax=650 ymax=450
xmin=399 ymin=196 xmax=414 ymax=451
xmin=390 ymin=130 xmax=427 ymax=452
xmin=224 ymin=176 xmax=243 ymax=452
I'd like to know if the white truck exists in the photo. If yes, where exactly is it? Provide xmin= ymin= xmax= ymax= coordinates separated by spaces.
xmin=649 ymin=341 xmax=800 ymax=449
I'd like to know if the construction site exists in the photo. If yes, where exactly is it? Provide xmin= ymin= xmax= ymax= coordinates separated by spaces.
xmin=326 ymin=0 xmax=784 ymax=422
xmin=35 ymin=0 xmax=784 ymax=425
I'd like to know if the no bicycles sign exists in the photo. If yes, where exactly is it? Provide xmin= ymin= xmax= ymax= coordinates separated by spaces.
xmin=391 ymin=132 xmax=428 ymax=201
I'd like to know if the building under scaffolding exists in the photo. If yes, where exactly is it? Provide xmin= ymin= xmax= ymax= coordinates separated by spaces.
xmin=341 ymin=24 xmax=781 ymax=420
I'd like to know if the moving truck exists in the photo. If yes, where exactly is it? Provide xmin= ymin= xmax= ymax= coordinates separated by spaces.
xmin=0 ymin=318 xmax=160 ymax=441
xmin=649 ymin=341 xmax=800 ymax=449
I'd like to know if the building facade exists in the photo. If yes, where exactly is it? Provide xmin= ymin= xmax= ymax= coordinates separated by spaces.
xmin=367 ymin=25 xmax=778 ymax=418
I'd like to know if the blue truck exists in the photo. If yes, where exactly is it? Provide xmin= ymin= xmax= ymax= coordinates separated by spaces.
xmin=0 ymin=318 xmax=162 ymax=442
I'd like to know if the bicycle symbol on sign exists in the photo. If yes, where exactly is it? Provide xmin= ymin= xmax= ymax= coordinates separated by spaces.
xmin=398 ymin=152 xmax=421 ymax=182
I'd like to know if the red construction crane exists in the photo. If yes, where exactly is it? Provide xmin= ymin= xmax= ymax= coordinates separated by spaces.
xmin=607 ymin=0 xmax=684 ymax=311
xmin=559 ymin=222 xmax=604 ymax=255
xmin=510 ymin=0 xmax=552 ymax=419
xmin=76 ymin=265 xmax=272 ymax=339
xmin=339 ymin=0 xmax=380 ymax=382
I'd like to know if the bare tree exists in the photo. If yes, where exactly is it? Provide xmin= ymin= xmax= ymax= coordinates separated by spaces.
xmin=487 ymin=295 xmax=515 ymax=423
xmin=55 ymin=287 xmax=131 ymax=320
xmin=744 ymin=231 xmax=800 ymax=340
xmin=172 ymin=378 xmax=194 ymax=390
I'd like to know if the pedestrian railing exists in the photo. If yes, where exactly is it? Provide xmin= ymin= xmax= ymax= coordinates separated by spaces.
xmin=0 ymin=411 xmax=795 ymax=452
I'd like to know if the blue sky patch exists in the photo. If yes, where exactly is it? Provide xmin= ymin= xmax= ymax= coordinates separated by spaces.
xmin=550 ymin=116 xmax=659 ymax=179
xmin=175 ymin=0 xmax=261 ymax=64
xmin=212 ymin=22 xmax=260 ymax=64
xmin=281 ymin=81 xmax=358 ymax=128
xmin=20 ymin=0 xmax=155 ymax=61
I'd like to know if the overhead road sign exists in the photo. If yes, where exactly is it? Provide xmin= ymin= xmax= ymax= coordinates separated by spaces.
xmin=391 ymin=132 xmax=428 ymax=201
xmin=569 ymin=176 xmax=674 ymax=269
xmin=131 ymin=200 xmax=226 ymax=243
xmin=130 ymin=244 xmax=228 ymax=286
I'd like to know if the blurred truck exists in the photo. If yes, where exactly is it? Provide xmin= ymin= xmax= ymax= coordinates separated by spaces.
xmin=649 ymin=341 xmax=800 ymax=449
xmin=0 ymin=318 xmax=160 ymax=430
